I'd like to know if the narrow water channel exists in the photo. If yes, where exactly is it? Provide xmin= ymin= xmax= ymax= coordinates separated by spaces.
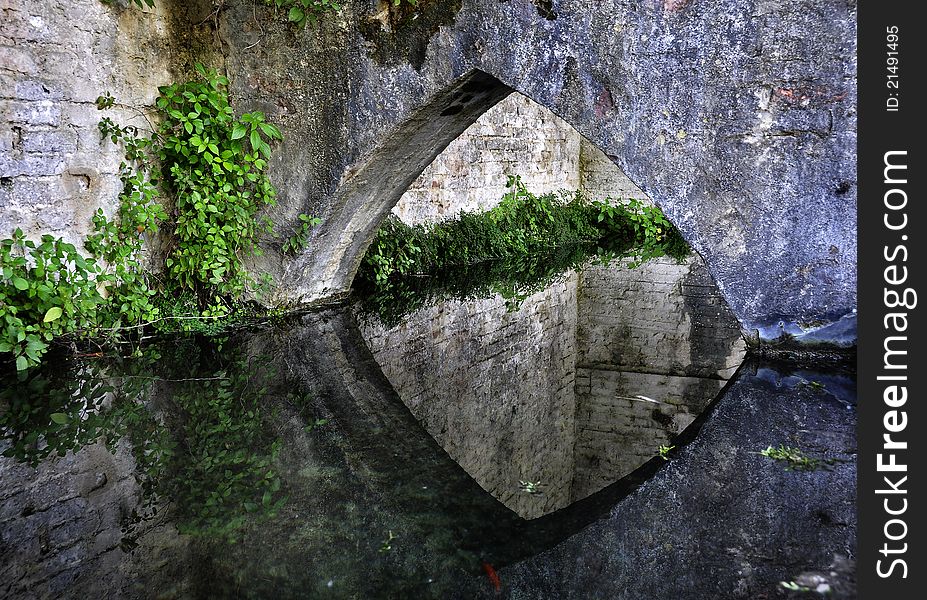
xmin=0 ymin=256 xmax=856 ymax=599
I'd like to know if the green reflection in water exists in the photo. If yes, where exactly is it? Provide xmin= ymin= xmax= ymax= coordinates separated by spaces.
xmin=0 ymin=340 xmax=293 ymax=543
xmin=355 ymin=233 xmax=689 ymax=328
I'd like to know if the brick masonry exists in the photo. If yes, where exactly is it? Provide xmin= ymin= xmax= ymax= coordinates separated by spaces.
xmin=364 ymin=99 xmax=746 ymax=516
xmin=571 ymin=257 xmax=747 ymax=500
xmin=392 ymin=92 xmax=651 ymax=226
xmin=358 ymin=275 xmax=580 ymax=520
xmin=0 ymin=1 xmax=175 ymax=252
xmin=0 ymin=439 xmax=190 ymax=598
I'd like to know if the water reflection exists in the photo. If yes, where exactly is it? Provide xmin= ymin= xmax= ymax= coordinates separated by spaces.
xmin=0 ymin=292 xmax=855 ymax=599
xmin=358 ymin=255 xmax=746 ymax=518
xmin=1 ymin=306 xmax=673 ymax=599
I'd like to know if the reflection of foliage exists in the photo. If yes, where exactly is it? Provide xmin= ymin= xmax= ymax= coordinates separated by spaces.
xmin=356 ymin=226 xmax=687 ymax=328
xmin=161 ymin=365 xmax=286 ymax=539
xmin=0 ymin=339 xmax=293 ymax=542
xmin=355 ymin=176 xmax=690 ymax=325
xmin=0 ymin=358 xmax=118 ymax=466
xmin=355 ymin=243 xmax=587 ymax=327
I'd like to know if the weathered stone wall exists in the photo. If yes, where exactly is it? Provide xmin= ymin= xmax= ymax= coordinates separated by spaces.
xmin=391 ymin=92 xmax=651 ymax=227
xmin=358 ymin=276 xmax=579 ymax=519
xmin=2 ymin=0 xmax=858 ymax=346
xmin=392 ymin=92 xmax=581 ymax=224
xmin=359 ymin=254 xmax=748 ymax=514
xmin=255 ymin=0 xmax=856 ymax=346
xmin=0 ymin=0 xmax=219 ymax=263
xmin=577 ymin=257 xmax=747 ymax=378
xmin=570 ymin=370 xmax=727 ymax=501
xmin=0 ymin=439 xmax=190 ymax=598
xmin=578 ymin=138 xmax=649 ymax=203
xmin=570 ymin=256 xmax=746 ymax=499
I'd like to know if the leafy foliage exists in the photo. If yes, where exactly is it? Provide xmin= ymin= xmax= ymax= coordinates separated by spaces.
xmin=0 ymin=230 xmax=105 ymax=370
xmin=658 ymin=444 xmax=675 ymax=460
xmin=268 ymin=0 xmax=343 ymax=28
xmin=358 ymin=175 xmax=689 ymax=287
xmin=155 ymin=65 xmax=281 ymax=298
xmin=92 ymin=104 xmax=168 ymax=329
xmin=355 ymin=243 xmax=598 ymax=327
xmin=0 ymin=340 xmax=294 ymax=542
xmin=2 ymin=67 xmax=287 ymax=371
xmin=760 ymin=444 xmax=837 ymax=472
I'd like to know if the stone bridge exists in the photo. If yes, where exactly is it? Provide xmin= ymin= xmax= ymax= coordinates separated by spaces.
xmin=0 ymin=0 xmax=857 ymax=345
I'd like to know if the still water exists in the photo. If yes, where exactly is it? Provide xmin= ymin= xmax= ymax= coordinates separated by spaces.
xmin=0 ymin=256 xmax=856 ymax=599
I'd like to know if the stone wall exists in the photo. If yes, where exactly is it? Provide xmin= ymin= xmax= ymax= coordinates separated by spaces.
xmin=392 ymin=93 xmax=581 ymax=225
xmin=578 ymin=139 xmax=649 ymax=203
xmin=1 ymin=0 xmax=858 ymax=346
xmin=358 ymin=275 xmax=579 ymax=519
xmin=0 ymin=0 xmax=219 ymax=262
xmin=391 ymin=92 xmax=651 ymax=226
xmin=359 ymin=254 xmax=748 ymax=516
xmin=0 ymin=439 xmax=190 ymax=598
xmin=577 ymin=257 xmax=746 ymax=378
xmin=570 ymin=256 xmax=747 ymax=499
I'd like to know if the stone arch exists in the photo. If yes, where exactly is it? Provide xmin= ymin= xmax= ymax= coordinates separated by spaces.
xmin=282 ymin=69 xmax=513 ymax=302
xmin=249 ymin=0 xmax=855 ymax=346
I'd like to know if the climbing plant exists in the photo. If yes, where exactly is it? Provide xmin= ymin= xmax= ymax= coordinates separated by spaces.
xmin=154 ymin=64 xmax=281 ymax=300
xmin=1 ymin=66 xmax=290 ymax=371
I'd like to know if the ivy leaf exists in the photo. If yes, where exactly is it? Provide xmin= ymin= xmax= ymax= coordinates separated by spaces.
xmin=43 ymin=307 xmax=63 ymax=323
xmin=15 ymin=356 xmax=28 ymax=371
xmin=259 ymin=123 xmax=281 ymax=140
xmin=13 ymin=277 xmax=29 ymax=291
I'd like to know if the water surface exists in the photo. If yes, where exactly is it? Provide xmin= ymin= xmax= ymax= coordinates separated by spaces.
xmin=0 ymin=256 xmax=855 ymax=599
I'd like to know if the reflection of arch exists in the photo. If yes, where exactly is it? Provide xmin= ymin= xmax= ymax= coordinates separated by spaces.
xmin=272 ymin=306 xmax=730 ymax=569
xmin=284 ymin=70 xmax=512 ymax=302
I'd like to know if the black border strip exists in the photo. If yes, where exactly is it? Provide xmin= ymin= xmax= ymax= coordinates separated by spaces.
xmin=858 ymin=3 xmax=925 ymax=596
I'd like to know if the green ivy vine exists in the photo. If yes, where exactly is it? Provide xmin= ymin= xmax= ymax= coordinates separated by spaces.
xmin=1 ymin=65 xmax=314 ymax=370
xmin=154 ymin=65 xmax=281 ymax=299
